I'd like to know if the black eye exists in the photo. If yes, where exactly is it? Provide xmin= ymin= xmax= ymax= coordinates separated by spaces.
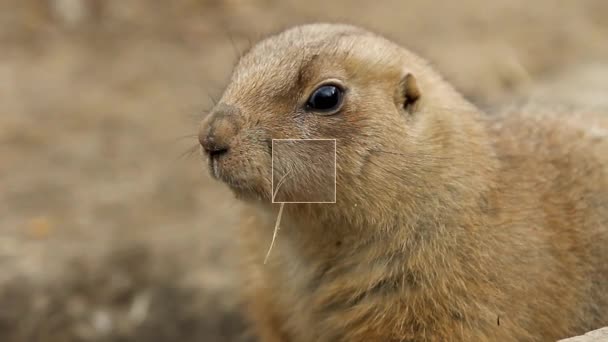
xmin=306 ymin=85 xmax=343 ymax=113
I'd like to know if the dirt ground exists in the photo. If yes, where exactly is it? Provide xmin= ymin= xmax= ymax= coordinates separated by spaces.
xmin=0 ymin=1 xmax=607 ymax=341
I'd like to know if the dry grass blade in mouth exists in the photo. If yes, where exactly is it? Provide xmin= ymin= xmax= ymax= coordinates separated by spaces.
xmin=272 ymin=169 xmax=293 ymax=202
xmin=264 ymin=169 xmax=293 ymax=264
xmin=264 ymin=202 xmax=285 ymax=265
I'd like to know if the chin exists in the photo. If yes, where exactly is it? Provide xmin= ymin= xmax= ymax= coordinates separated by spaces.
xmin=217 ymin=172 xmax=271 ymax=203
xmin=204 ymin=157 xmax=272 ymax=202
xmin=223 ymin=181 xmax=265 ymax=201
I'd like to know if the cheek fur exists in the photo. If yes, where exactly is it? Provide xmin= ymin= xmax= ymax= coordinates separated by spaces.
xmin=270 ymin=142 xmax=338 ymax=202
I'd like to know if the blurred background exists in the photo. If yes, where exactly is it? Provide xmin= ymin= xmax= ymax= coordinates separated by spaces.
xmin=0 ymin=1 xmax=607 ymax=341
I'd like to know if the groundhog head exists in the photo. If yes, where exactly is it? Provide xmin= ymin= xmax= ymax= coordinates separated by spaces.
xmin=198 ymin=23 xmax=473 ymax=211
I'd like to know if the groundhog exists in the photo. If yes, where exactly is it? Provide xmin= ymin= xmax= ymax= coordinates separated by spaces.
xmin=197 ymin=23 xmax=608 ymax=341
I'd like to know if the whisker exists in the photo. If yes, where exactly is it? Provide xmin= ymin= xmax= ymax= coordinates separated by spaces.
xmin=205 ymin=92 xmax=218 ymax=107
xmin=223 ymin=26 xmax=244 ymax=61
xmin=164 ymin=134 xmax=199 ymax=145
xmin=186 ymin=112 xmax=203 ymax=122
xmin=175 ymin=144 xmax=201 ymax=162
xmin=174 ymin=98 xmax=213 ymax=123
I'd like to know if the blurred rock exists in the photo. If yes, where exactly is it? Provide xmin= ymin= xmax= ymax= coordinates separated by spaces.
xmin=50 ymin=0 xmax=90 ymax=26
xmin=559 ymin=327 xmax=608 ymax=342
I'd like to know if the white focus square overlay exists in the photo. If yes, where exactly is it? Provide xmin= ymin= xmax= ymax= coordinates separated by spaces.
xmin=271 ymin=139 xmax=337 ymax=203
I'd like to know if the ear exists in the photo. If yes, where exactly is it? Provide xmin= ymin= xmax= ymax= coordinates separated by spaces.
xmin=400 ymin=73 xmax=421 ymax=114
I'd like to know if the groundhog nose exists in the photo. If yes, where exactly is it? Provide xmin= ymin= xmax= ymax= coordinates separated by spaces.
xmin=200 ymin=134 xmax=229 ymax=158
xmin=198 ymin=104 xmax=240 ymax=158
xmin=198 ymin=123 xmax=230 ymax=158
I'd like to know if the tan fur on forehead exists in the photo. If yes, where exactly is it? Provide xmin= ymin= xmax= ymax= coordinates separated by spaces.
xmin=226 ymin=24 xmax=382 ymax=98
xmin=225 ymin=23 xmax=467 ymax=119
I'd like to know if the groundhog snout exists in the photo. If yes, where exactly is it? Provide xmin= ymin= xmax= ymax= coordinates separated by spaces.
xmin=198 ymin=104 xmax=241 ymax=159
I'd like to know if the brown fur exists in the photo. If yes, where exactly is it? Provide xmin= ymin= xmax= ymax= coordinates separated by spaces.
xmin=198 ymin=23 xmax=608 ymax=341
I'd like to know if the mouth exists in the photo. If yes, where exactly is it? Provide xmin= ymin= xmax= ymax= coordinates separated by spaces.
xmin=204 ymin=155 xmax=270 ymax=200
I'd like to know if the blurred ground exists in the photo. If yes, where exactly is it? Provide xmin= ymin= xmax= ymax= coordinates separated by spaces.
xmin=0 ymin=1 xmax=607 ymax=341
